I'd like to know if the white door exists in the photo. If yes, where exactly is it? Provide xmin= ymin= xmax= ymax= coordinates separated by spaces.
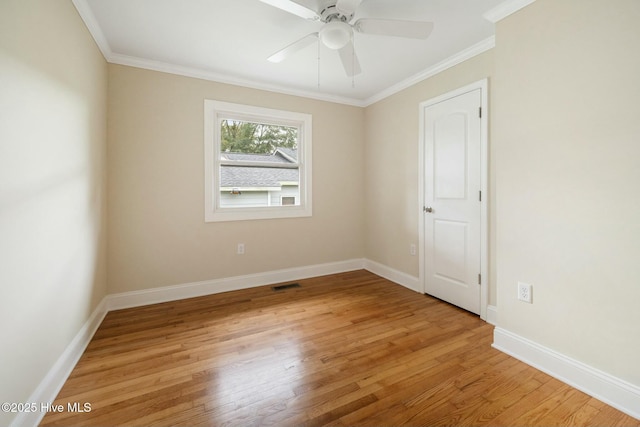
xmin=422 ymin=88 xmax=482 ymax=314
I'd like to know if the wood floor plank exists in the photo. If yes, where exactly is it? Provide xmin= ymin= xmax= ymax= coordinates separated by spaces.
xmin=40 ymin=270 xmax=639 ymax=426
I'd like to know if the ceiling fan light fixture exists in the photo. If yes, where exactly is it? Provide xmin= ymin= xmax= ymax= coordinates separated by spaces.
xmin=319 ymin=21 xmax=352 ymax=50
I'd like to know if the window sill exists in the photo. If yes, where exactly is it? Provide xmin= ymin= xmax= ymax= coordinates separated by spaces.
xmin=205 ymin=205 xmax=312 ymax=222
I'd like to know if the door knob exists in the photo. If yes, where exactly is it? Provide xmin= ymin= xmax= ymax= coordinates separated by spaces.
xmin=424 ymin=206 xmax=433 ymax=213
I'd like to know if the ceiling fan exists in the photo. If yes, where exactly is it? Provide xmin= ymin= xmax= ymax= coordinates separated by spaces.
xmin=260 ymin=0 xmax=434 ymax=77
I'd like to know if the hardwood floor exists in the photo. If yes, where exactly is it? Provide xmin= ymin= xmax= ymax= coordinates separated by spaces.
xmin=41 ymin=270 xmax=639 ymax=426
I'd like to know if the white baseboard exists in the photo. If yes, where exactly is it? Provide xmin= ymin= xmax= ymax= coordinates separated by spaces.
xmin=493 ymin=327 xmax=640 ymax=421
xmin=363 ymin=259 xmax=421 ymax=293
xmin=105 ymin=258 xmax=423 ymax=314
xmin=11 ymin=298 xmax=109 ymax=427
xmin=486 ymin=305 xmax=497 ymax=325
xmin=107 ymin=258 xmax=366 ymax=311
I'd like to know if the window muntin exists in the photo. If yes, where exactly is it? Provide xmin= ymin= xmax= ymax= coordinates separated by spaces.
xmin=204 ymin=100 xmax=312 ymax=222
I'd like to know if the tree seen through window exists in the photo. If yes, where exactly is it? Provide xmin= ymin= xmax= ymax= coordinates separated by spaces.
xmin=221 ymin=120 xmax=297 ymax=154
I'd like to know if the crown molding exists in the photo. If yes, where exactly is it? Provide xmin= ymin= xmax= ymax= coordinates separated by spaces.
xmin=362 ymin=36 xmax=495 ymax=106
xmin=109 ymin=39 xmax=498 ymax=108
xmin=108 ymin=53 xmax=366 ymax=107
xmin=72 ymin=0 xmax=112 ymax=60
xmin=483 ymin=0 xmax=536 ymax=23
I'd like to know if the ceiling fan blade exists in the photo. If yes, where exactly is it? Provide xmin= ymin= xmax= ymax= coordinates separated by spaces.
xmin=354 ymin=19 xmax=434 ymax=39
xmin=258 ymin=0 xmax=320 ymax=20
xmin=337 ymin=40 xmax=362 ymax=77
xmin=336 ymin=0 xmax=363 ymax=16
xmin=268 ymin=33 xmax=318 ymax=63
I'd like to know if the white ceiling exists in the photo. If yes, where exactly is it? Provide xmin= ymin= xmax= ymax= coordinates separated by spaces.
xmin=74 ymin=0 xmax=510 ymax=106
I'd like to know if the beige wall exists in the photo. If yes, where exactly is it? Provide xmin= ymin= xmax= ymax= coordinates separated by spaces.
xmin=364 ymin=51 xmax=496 ymax=303
xmin=0 ymin=1 xmax=108 ymax=425
xmin=4 ymin=0 xmax=640 ymax=420
xmin=493 ymin=0 xmax=640 ymax=385
xmin=107 ymin=65 xmax=365 ymax=294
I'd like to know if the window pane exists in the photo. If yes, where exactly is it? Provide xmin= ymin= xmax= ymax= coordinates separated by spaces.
xmin=219 ymin=120 xmax=300 ymax=208
xmin=220 ymin=120 xmax=297 ymax=154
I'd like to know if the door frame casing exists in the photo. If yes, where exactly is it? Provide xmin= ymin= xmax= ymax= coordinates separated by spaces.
xmin=418 ymin=79 xmax=489 ymax=321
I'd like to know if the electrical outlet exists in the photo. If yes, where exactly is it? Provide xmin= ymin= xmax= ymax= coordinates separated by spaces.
xmin=517 ymin=282 xmax=532 ymax=303
xmin=237 ymin=243 xmax=245 ymax=255
xmin=410 ymin=244 xmax=416 ymax=256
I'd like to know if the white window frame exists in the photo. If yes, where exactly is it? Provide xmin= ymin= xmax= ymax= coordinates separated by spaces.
xmin=204 ymin=100 xmax=312 ymax=222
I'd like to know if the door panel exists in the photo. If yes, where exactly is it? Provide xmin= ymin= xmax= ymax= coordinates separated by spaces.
xmin=423 ymin=89 xmax=481 ymax=314
xmin=433 ymin=219 xmax=468 ymax=285
xmin=434 ymin=113 xmax=467 ymax=200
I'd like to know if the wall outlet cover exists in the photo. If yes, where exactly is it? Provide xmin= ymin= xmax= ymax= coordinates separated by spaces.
xmin=518 ymin=281 xmax=532 ymax=303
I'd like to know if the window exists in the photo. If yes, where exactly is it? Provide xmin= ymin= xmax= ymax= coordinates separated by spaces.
xmin=204 ymin=100 xmax=312 ymax=222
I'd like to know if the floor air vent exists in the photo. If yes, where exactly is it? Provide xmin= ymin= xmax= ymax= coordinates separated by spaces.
xmin=272 ymin=283 xmax=301 ymax=291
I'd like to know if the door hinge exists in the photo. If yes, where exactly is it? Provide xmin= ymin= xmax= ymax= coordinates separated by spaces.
xmin=479 ymin=107 xmax=482 ymax=118
xmin=478 ymin=274 xmax=481 ymax=285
